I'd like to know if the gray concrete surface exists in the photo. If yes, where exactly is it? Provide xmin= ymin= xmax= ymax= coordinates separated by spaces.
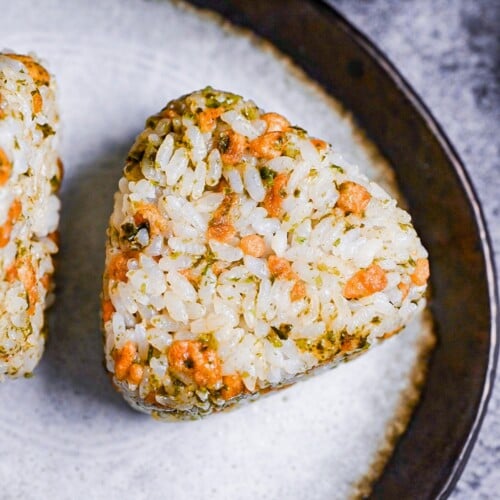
xmin=328 ymin=1 xmax=499 ymax=497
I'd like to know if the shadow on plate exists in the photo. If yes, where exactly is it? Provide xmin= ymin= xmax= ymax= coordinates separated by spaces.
xmin=41 ymin=136 xmax=141 ymax=415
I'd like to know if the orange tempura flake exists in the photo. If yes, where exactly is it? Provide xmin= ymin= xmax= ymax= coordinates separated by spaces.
xmin=0 ymin=147 xmax=12 ymax=186
xmin=167 ymin=340 xmax=222 ymax=389
xmin=145 ymin=392 xmax=157 ymax=405
xmin=261 ymin=112 xmax=290 ymax=133
xmin=127 ymin=363 xmax=144 ymax=385
xmin=4 ymin=54 xmax=50 ymax=85
xmin=114 ymin=341 xmax=137 ymax=381
xmin=340 ymin=335 xmax=360 ymax=352
xmin=16 ymin=257 xmax=38 ymax=315
xmin=290 ymin=280 xmax=307 ymax=301
xmin=249 ymin=131 xmax=287 ymax=159
xmin=262 ymin=172 xmax=288 ymax=218
xmin=221 ymin=374 xmax=245 ymax=400
xmin=207 ymin=192 xmax=238 ymax=242
xmin=411 ymin=258 xmax=430 ymax=286
xmin=336 ymin=181 xmax=371 ymax=215
xmin=211 ymin=261 xmax=229 ymax=276
xmin=198 ymin=107 xmax=224 ymax=133
xmin=5 ymin=262 xmax=17 ymax=283
xmin=107 ymin=251 xmax=138 ymax=282
xmin=40 ymin=273 xmax=51 ymax=290
xmin=133 ymin=203 xmax=167 ymax=237
xmin=311 ymin=138 xmax=328 ymax=151
xmin=220 ymin=130 xmax=247 ymax=165
xmin=0 ymin=198 xmax=22 ymax=248
xmin=268 ymin=255 xmax=296 ymax=280
xmin=240 ymin=234 xmax=266 ymax=257
xmin=9 ymin=199 xmax=22 ymax=220
xmin=0 ymin=222 xmax=12 ymax=248
xmin=398 ymin=281 xmax=410 ymax=300
xmin=102 ymin=299 xmax=115 ymax=323
xmin=343 ymin=264 xmax=388 ymax=300
xmin=32 ymin=89 xmax=43 ymax=114
xmin=381 ymin=326 xmax=404 ymax=340
xmin=214 ymin=177 xmax=229 ymax=193
xmin=48 ymin=230 xmax=60 ymax=247
xmin=207 ymin=223 xmax=235 ymax=243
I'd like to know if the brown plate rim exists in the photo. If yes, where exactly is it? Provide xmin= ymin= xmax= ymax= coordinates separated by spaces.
xmin=316 ymin=3 xmax=499 ymax=496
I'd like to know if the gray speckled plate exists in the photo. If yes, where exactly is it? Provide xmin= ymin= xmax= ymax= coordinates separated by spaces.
xmin=0 ymin=1 xmax=439 ymax=499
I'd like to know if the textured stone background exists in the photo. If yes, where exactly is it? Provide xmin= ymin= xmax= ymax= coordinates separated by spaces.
xmin=327 ymin=0 xmax=499 ymax=497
